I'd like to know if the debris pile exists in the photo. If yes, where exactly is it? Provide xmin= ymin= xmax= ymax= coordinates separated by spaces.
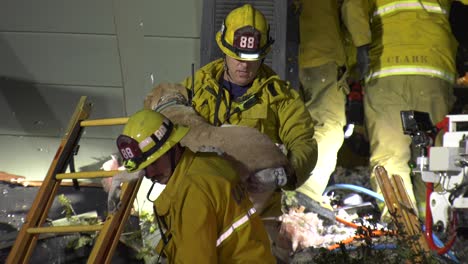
xmin=279 ymin=206 xmax=360 ymax=252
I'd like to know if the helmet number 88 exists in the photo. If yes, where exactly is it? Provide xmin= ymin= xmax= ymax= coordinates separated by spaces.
xmin=120 ymin=147 xmax=135 ymax=159
xmin=240 ymin=36 xmax=255 ymax=49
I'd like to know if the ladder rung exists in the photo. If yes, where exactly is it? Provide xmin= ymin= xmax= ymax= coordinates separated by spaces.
xmin=56 ymin=170 xmax=119 ymax=180
xmin=27 ymin=224 xmax=103 ymax=234
xmin=80 ymin=117 xmax=128 ymax=127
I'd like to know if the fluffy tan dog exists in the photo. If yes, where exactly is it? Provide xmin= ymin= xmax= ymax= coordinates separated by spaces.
xmin=144 ymin=82 xmax=291 ymax=214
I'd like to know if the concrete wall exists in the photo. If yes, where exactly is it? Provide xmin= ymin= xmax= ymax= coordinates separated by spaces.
xmin=0 ymin=0 xmax=202 ymax=181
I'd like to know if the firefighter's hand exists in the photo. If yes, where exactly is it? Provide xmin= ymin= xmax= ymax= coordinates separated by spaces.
xmin=247 ymin=167 xmax=288 ymax=193
xmin=107 ymin=170 xmax=144 ymax=212
xmin=356 ymin=44 xmax=370 ymax=80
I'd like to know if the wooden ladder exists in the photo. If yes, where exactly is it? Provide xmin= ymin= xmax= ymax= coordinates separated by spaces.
xmin=6 ymin=96 xmax=142 ymax=263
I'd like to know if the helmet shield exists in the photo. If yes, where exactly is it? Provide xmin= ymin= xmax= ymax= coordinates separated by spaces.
xmin=233 ymin=26 xmax=261 ymax=54
xmin=116 ymin=135 xmax=145 ymax=171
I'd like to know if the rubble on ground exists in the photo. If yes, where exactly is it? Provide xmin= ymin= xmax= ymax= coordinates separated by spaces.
xmin=277 ymin=166 xmax=466 ymax=263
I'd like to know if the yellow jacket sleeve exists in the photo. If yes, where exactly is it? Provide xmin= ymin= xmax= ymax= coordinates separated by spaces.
xmin=341 ymin=0 xmax=372 ymax=47
xmin=298 ymin=0 xmax=347 ymax=67
xmin=275 ymin=86 xmax=318 ymax=187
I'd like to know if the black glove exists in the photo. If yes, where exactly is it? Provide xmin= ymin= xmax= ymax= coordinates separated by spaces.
xmin=356 ymin=44 xmax=370 ymax=81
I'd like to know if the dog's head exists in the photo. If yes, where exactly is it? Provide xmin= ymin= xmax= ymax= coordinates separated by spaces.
xmin=144 ymin=82 xmax=189 ymax=110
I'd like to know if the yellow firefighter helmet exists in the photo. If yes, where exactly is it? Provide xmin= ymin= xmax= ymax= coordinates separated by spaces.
xmin=216 ymin=4 xmax=274 ymax=61
xmin=116 ymin=110 xmax=189 ymax=172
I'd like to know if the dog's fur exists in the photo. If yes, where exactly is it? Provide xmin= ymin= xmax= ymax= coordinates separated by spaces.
xmin=144 ymin=82 xmax=291 ymax=214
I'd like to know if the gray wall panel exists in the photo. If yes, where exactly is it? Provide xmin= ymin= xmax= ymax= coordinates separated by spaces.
xmin=144 ymin=37 xmax=200 ymax=85
xmin=0 ymin=0 xmax=115 ymax=34
xmin=0 ymin=82 xmax=125 ymax=138
xmin=0 ymin=0 xmax=201 ymax=182
xmin=0 ymin=135 xmax=117 ymax=181
xmin=113 ymin=0 xmax=147 ymax=116
xmin=0 ymin=32 xmax=122 ymax=87
xmin=143 ymin=0 xmax=202 ymax=38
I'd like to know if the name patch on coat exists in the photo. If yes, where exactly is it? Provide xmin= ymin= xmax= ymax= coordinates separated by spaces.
xmin=386 ymin=55 xmax=428 ymax=64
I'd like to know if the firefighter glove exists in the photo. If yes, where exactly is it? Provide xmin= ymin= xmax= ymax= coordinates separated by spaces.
xmin=247 ymin=167 xmax=288 ymax=193
xmin=356 ymin=44 xmax=370 ymax=80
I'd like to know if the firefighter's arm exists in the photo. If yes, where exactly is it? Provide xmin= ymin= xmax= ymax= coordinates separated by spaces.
xmin=341 ymin=0 xmax=371 ymax=47
xmin=342 ymin=0 xmax=372 ymax=80
xmin=277 ymin=89 xmax=317 ymax=188
xmin=175 ymin=187 xmax=218 ymax=263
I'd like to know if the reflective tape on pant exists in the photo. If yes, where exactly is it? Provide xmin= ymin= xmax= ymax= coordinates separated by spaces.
xmin=374 ymin=1 xmax=447 ymax=17
xmin=216 ymin=207 xmax=256 ymax=247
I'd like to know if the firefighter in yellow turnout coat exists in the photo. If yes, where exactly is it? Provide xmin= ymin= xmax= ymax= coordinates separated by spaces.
xmin=116 ymin=110 xmax=275 ymax=263
xmin=181 ymin=4 xmax=317 ymax=220
xmin=182 ymin=4 xmax=317 ymax=261
xmin=295 ymin=0 xmax=371 ymax=215
xmin=364 ymin=0 xmax=468 ymax=220
xmin=182 ymin=59 xmax=316 ymax=199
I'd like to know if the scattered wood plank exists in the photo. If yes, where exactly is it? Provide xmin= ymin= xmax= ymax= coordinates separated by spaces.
xmin=374 ymin=166 xmax=430 ymax=260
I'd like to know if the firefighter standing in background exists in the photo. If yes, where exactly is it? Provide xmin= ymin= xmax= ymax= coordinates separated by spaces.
xmin=115 ymin=110 xmax=275 ymax=263
xmin=181 ymin=4 xmax=317 ymax=261
xmin=363 ymin=0 xmax=468 ymax=221
xmin=295 ymin=0 xmax=371 ymax=217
